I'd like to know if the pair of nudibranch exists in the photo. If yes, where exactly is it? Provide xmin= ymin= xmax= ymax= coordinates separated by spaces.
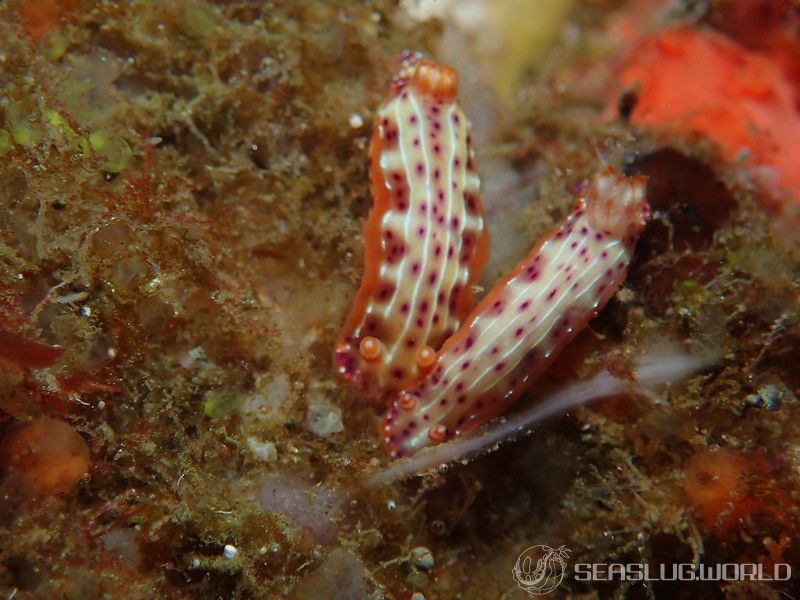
xmin=335 ymin=53 xmax=650 ymax=458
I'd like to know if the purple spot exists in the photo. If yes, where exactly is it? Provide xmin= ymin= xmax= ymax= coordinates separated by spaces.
xmin=428 ymin=272 xmax=437 ymax=285
xmin=547 ymin=289 xmax=558 ymax=300
xmin=461 ymin=360 xmax=471 ymax=370
xmin=520 ymin=300 xmax=531 ymax=310
xmin=457 ymin=394 xmax=466 ymax=404
xmin=377 ymin=284 xmax=394 ymax=300
xmin=494 ymin=362 xmax=505 ymax=372
xmin=581 ymin=227 xmax=588 ymax=235
xmin=515 ymin=327 xmax=524 ymax=337
xmin=400 ymin=302 xmax=410 ymax=314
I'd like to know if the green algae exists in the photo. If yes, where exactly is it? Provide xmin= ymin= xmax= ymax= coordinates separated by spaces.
xmin=6 ymin=101 xmax=44 ymax=146
xmin=0 ymin=129 xmax=10 ymax=154
xmin=88 ymin=129 xmax=132 ymax=172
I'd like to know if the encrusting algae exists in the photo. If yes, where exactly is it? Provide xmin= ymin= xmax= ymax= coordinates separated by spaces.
xmin=1 ymin=0 xmax=799 ymax=598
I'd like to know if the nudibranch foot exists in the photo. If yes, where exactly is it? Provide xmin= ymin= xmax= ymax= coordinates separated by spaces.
xmin=383 ymin=168 xmax=650 ymax=457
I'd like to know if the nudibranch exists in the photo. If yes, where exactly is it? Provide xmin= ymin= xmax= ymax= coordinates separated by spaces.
xmin=382 ymin=169 xmax=650 ymax=456
xmin=335 ymin=52 xmax=489 ymax=397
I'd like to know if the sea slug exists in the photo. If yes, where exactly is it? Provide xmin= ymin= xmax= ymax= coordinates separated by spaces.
xmin=382 ymin=169 xmax=650 ymax=456
xmin=335 ymin=52 xmax=489 ymax=397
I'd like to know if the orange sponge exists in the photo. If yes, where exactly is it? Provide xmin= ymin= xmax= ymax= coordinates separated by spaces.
xmin=1 ymin=417 xmax=90 ymax=496
xmin=614 ymin=28 xmax=800 ymax=201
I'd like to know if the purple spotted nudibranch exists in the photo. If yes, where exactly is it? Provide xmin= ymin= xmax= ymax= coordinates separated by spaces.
xmin=382 ymin=169 xmax=650 ymax=457
xmin=335 ymin=52 xmax=489 ymax=398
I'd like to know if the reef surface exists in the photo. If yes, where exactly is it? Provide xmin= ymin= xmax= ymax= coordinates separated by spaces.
xmin=1 ymin=1 xmax=799 ymax=598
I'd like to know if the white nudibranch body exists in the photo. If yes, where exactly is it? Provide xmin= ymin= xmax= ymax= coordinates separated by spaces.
xmin=383 ymin=169 xmax=650 ymax=457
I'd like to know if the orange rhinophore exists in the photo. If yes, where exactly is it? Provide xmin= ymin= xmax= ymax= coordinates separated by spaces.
xmin=335 ymin=52 xmax=489 ymax=398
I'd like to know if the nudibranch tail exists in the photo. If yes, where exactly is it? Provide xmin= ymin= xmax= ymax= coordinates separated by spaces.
xmin=335 ymin=52 xmax=489 ymax=397
xmin=383 ymin=169 xmax=650 ymax=457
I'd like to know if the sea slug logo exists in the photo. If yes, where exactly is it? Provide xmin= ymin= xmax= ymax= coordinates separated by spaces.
xmin=512 ymin=543 xmax=791 ymax=594
xmin=512 ymin=545 xmax=570 ymax=596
